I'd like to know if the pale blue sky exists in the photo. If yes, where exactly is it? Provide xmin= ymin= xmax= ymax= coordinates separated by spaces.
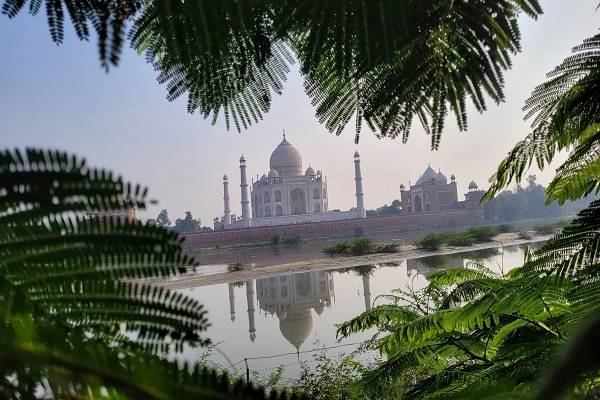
xmin=1 ymin=2 xmax=598 ymax=224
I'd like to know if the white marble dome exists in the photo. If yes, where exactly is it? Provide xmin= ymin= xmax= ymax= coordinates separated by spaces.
xmin=268 ymin=168 xmax=279 ymax=178
xmin=269 ymin=138 xmax=303 ymax=176
xmin=279 ymin=309 xmax=313 ymax=350
xmin=305 ymin=166 xmax=316 ymax=176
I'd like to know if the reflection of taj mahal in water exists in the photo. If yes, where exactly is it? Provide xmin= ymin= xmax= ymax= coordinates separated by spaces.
xmin=228 ymin=270 xmax=377 ymax=352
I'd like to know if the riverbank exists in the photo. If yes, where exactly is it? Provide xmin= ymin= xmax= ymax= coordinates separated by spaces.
xmin=156 ymin=233 xmax=551 ymax=290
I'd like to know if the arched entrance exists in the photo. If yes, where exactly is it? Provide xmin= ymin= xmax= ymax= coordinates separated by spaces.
xmin=290 ymin=188 xmax=306 ymax=215
xmin=414 ymin=195 xmax=422 ymax=212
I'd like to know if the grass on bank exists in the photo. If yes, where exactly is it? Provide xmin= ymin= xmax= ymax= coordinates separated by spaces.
xmin=415 ymin=226 xmax=502 ymax=250
xmin=323 ymin=237 xmax=399 ymax=256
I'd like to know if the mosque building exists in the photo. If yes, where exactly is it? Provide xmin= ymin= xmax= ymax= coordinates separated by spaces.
xmin=399 ymin=165 xmax=485 ymax=214
xmin=214 ymin=135 xmax=366 ymax=230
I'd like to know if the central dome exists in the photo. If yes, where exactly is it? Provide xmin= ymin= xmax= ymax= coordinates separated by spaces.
xmin=269 ymin=138 xmax=302 ymax=177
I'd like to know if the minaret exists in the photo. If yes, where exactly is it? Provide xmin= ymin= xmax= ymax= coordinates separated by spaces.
xmin=246 ymin=279 xmax=256 ymax=343
xmin=362 ymin=275 xmax=372 ymax=311
xmin=354 ymin=151 xmax=366 ymax=218
xmin=228 ymin=283 xmax=236 ymax=322
xmin=223 ymin=174 xmax=231 ymax=226
xmin=239 ymin=155 xmax=251 ymax=227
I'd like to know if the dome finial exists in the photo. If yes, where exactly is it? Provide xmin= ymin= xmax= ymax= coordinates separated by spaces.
xmin=283 ymin=129 xmax=285 ymax=140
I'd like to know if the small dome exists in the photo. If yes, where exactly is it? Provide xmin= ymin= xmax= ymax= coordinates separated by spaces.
xmin=354 ymin=150 xmax=360 ymax=158
xmin=270 ymin=138 xmax=302 ymax=176
xmin=451 ymin=174 xmax=456 ymax=181
xmin=305 ymin=166 xmax=316 ymax=176
xmin=469 ymin=180 xmax=478 ymax=189
xmin=268 ymin=169 xmax=279 ymax=178
xmin=276 ymin=309 xmax=288 ymax=321
xmin=416 ymin=165 xmax=437 ymax=185
xmin=260 ymin=174 xmax=268 ymax=183
xmin=400 ymin=183 xmax=405 ymax=191
xmin=223 ymin=174 xmax=228 ymax=180
xmin=436 ymin=170 xmax=448 ymax=184
xmin=239 ymin=155 xmax=246 ymax=162
xmin=314 ymin=302 xmax=325 ymax=315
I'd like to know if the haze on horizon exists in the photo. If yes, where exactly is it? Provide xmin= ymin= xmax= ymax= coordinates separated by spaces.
xmin=1 ymin=1 xmax=598 ymax=226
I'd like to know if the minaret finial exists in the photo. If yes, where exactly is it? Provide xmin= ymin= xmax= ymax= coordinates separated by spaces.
xmin=283 ymin=129 xmax=285 ymax=140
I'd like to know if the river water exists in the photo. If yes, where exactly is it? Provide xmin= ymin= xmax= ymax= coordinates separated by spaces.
xmin=179 ymin=241 xmax=545 ymax=381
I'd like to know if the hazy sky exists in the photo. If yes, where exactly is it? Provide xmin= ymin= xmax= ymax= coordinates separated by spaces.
xmin=1 ymin=2 xmax=598 ymax=224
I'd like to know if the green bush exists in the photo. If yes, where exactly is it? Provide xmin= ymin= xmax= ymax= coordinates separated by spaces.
xmin=445 ymin=232 xmax=476 ymax=246
xmin=350 ymin=237 xmax=377 ymax=255
xmin=375 ymin=243 xmax=400 ymax=253
xmin=323 ymin=242 xmax=351 ymax=256
xmin=270 ymin=233 xmax=281 ymax=245
xmin=354 ymin=226 xmax=365 ymax=238
xmin=228 ymin=261 xmax=246 ymax=272
xmin=467 ymin=226 xmax=498 ymax=242
xmin=518 ymin=230 xmax=532 ymax=240
xmin=283 ymin=234 xmax=304 ymax=244
xmin=532 ymin=223 xmax=561 ymax=235
xmin=496 ymin=224 xmax=514 ymax=233
xmin=415 ymin=233 xmax=444 ymax=250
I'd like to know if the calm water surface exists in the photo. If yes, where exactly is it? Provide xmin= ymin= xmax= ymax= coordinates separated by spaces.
xmin=181 ymin=242 xmax=544 ymax=380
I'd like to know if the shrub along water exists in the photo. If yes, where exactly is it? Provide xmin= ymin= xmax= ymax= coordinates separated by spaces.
xmin=323 ymin=238 xmax=399 ymax=256
xmin=415 ymin=225 xmax=500 ymax=250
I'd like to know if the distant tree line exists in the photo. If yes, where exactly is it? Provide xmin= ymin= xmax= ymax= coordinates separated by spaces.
xmin=147 ymin=209 xmax=212 ymax=233
xmin=366 ymin=199 xmax=401 ymax=217
xmin=483 ymin=175 xmax=597 ymax=221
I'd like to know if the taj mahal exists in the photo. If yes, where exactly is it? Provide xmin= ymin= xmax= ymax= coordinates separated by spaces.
xmin=214 ymin=135 xmax=366 ymax=230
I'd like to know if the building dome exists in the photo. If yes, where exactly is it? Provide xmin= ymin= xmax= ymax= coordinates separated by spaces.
xmin=270 ymin=138 xmax=303 ymax=177
xmin=469 ymin=180 xmax=478 ymax=190
xmin=305 ymin=166 xmax=316 ymax=176
xmin=268 ymin=168 xmax=279 ymax=178
xmin=279 ymin=309 xmax=313 ymax=350
xmin=260 ymin=174 xmax=267 ymax=183
xmin=415 ymin=166 xmax=437 ymax=185
xmin=436 ymin=170 xmax=448 ymax=184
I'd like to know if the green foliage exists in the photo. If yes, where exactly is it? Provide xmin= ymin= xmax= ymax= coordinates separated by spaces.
xmin=414 ymin=233 xmax=445 ymax=250
xmin=338 ymin=201 xmax=600 ymax=399
xmin=375 ymin=243 xmax=400 ymax=253
xmin=227 ymin=261 xmax=246 ymax=272
xmin=270 ymin=233 xmax=281 ymax=245
xmin=485 ymin=33 xmax=600 ymax=204
xmin=288 ymin=346 xmax=374 ymax=400
xmin=481 ymin=175 xmax=596 ymax=221
xmin=350 ymin=237 xmax=377 ymax=255
xmin=354 ymin=226 xmax=365 ymax=238
xmin=496 ymin=224 xmax=515 ymax=233
xmin=323 ymin=241 xmax=351 ymax=256
xmin=283 ymin=234 xmax=304 ymax=244
xmin=416 ymin=227 xmax=499 ymax=250
xmin=156 ymin=208 xmax=172 ymax=227
xmin=0 ymin=148 xmax=302 ymax=400
xmin=324 ymin=239 xmax=398 ymax=256
xmin=518 ymin=230 xmax=532 ymax=240
xmin=366 ymin=200 xmax=401 ymax=217
xmin=3 ymin=0 xmax=541 ymax=145
xmin=172 ymin=211 xmax=202 ymax=233
xmin=467 ymin=226 xmax=499 ymax=242
xmin=532 ymin=220 xmax=570 ymax=235
xmin=445 ymin=232 xmax=476 ymax=246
